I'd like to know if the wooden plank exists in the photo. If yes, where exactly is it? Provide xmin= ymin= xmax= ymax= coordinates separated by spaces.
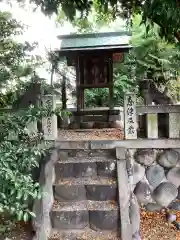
xmin=169 ymin=113 xmax=180 ymax=138
xmin=147 ymin=113 xmax=158 ymax=139
xmin=124 ymin=93 xmax=137 ymax=139
xmin=116 ymin=148 xmax=132 ymax=240
xmin=55 ymin=139 xmax=180 ymax=149
xmin=137 ymin=105 xmax=180 ymax=114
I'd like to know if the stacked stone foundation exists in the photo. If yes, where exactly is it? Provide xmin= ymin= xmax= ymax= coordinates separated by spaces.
xmin=133 ymin=148 xmax=180 ymax=210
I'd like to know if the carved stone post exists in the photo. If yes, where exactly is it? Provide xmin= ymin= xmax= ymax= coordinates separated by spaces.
xmin=126 ymin=149 xmax=141 ymax=239
xmin=169 ymin=112 xmax=180 ymax=138
xmin=116 ymin=147 xmax=132 ymax=240
xmin=146 ymin=112 xmax=158 ymax=139
xmin=42 ymin=95 xmax=57 ymax=140
xmin=124 ymin=93 xmax=137 ymax=139
xmin=122 ymin=92 xmax=141 ymax=239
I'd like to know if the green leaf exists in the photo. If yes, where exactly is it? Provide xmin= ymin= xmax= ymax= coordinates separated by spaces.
xmin=33 ymin=190 xmax=38 ymax=199
xmin=23 ymin=193 xmax=28 ymax=201
xmin=16 ymin=191 xmax=22 ymax=200
xmin=23 ymin=212 xmax=29 ymax=222
xmin=28 ymin=211 xmax=36 ymax=218
xmin=17 ymin=210 xmax=23 ymax=221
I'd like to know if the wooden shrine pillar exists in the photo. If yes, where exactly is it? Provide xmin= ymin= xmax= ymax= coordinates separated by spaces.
xmin=76 ymin=55 xmax=86 ymax=125
xmin=108 ymin=54 xmax=114 ymax=110
xmin=80 ymin=88 xmax=84 ymax=109
xmin=77 ymin=55 xmax=85 ymax=110
xmin=76 ymin=56 xmax=81 ymax=112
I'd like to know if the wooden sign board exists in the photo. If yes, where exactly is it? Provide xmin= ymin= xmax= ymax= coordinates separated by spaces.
xmin=83 ymin=58 xmax=108 ymax=85
xmin=113 ymin=53 xmax=124 ymax=63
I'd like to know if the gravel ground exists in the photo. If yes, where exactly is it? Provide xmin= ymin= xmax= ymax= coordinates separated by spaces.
xmin=58 ymin=128 xmax=124 ymax=140
xmin=0 ymin=221 xmax=32 ymax=240
xmin=1 ymin=209 xmax=179 ymax=240
xmin=140 ymin=208 xmax=178 ymax=240
xmin=57 ymin=177 xmax=117 ymax=185
xmin=52 ymin=200 xmax=118 ymax=211
xmin=50 ymin=228 xmax=120 ymax=240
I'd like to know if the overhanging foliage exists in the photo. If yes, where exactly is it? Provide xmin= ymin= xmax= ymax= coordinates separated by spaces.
xmin=14 ymin=0 xmax=180 ymax=42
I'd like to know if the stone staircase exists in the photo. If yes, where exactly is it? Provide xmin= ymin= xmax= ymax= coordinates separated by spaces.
xmin=49 ymin=149 xmax=121 ymax=240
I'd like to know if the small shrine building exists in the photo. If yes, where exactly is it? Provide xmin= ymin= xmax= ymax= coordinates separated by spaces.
xmin=56 ymin=31 xmax=132 ymax=126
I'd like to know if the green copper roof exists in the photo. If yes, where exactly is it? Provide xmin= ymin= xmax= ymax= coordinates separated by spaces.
xmin=57 ymin=31 xmax=132 ymax=52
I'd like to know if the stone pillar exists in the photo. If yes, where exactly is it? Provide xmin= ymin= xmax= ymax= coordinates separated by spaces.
xmin=126 ymin=149 xmax=140 ymax=239
xmin=121 ymin=92 xmax=140 ymax=239
xmin=116 ymin=148 xmax=132 ymax=240
xmin=146 ymin=113 xmax=158 ymax=139
xmin=124 ymin=93 xmax=137 ymax=139
xmin=169 ymin=112 xmax=180 ymax=138
xmin=42 ymin=95 xmax=57 ymax=140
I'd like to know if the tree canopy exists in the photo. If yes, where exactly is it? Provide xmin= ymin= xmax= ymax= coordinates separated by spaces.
xmin=0 ymin=10 xmax=42 ymax=107
xmin=0 ymin=11 xmax=40 ymax=89
xmin=69 ymin=14 xmax=180 ymax=106
xmin=18 ymin=0 xmax=180 ymax=42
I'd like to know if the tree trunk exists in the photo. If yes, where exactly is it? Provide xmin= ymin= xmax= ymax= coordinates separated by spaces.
xmin=61 ymin=76 xmax=67 ymax=109
xmin=140 ymin=76 xmax=173 ymax=105
xmin=50 ymin=65 xmax=55 ymax=86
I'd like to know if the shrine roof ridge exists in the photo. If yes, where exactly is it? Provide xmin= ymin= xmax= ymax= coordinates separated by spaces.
xmin=56 ymin=31 xmax=132 ymax=53
xmin=57 ymin=31 xmax=132 ymax=39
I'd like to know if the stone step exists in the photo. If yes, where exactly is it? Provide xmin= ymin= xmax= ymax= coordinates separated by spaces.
xmin=58 ymin=155 xmax=116 ymax=163
xmin=51 ymin=200 xmax=119 ymax=231
xmin=58 ymin=149 xmax=116 ymax=161
xmin=54 ymin=178 xmax=117 ymax=201
xmin=49 ymin=228 xmax=121 ymax=240
xmin=55 ymin=161 xmax=117 ymax=179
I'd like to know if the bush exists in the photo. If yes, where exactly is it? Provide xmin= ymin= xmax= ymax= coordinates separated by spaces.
xmin=0 ymin=106 xmax=51 ymax=224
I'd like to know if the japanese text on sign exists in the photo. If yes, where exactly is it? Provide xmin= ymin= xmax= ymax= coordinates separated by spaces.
xmin=124 ymin=94 xmax=137 ymax=139
xmin=45 ymin=98 xmax=52 ymax=135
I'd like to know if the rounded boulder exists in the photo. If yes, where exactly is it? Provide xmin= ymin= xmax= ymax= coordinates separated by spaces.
xmin=169 ymin=202 xmax=180 ymax=211
xmin=134 ymin=181 xmax=153 ymax=205
xmin=177 ymin=187 xmax=180 ymax=200
xmin=135 ymin=149 xmax=156 ymax=166
xmin=146 ymin=164 xmax=165 ymax=188
xmin=152 ymin=182 xmax=178 ymax=207
xmin=167 ymin=167 xmax=180 ymax=187
xmin=133 ymin=162 xmax=145 ymax=185
xmin=145 ymin=203 xmax=162 ymax=212
xmin=158 ymin=150 xmax=180 ymax=168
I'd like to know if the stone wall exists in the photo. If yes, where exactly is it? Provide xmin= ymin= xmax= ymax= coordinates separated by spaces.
xmin=133 ymin=148 xmax=180 ymax=210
